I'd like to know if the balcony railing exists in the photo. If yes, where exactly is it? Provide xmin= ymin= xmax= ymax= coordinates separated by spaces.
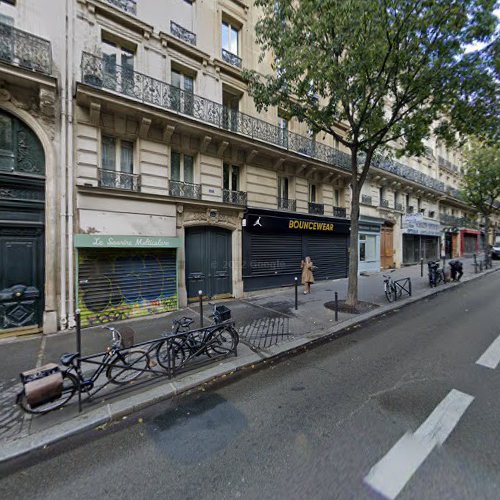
xmin=278 ymin=198 xmax=296 ymax=211
xmin=169 ymin=180 xmax=202 ymax=200
xmin=333 ymin=206 xmax=347 ymax=218
xmin=440 ymin=213 xmax=479 ymax=229
xmin=81 ymin=52 xmax=464 ymax=202
xmin=221 ymin=48 xmax=242 ymax=68
xmin=223 ymin=189 xmax=247 ymax=206
xmin=308 ymin=202 xmax=324 ymax=215
xmin=438 ymin=156 xmax=459 ymax=174
xmin=170 ymin=21 xmax=196 ymax=46
xmin=0 ymin=22 xmax=52 ymax=75
xmin=406 ymin=206 xmax=414 ymax=214
xmin=380 ymin=199 xmax=390 ymax=208
xmin=395 ymin=202 xmax=404 ymax=212
xmin=361 ymin=195 xmax=373 ymax=205
xmin=98 ymin=168 xmax=140 ymax=191
xmin=104 ymin=0 xmax=137 ymax=15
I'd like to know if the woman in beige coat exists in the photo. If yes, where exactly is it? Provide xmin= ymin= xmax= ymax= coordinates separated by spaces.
xmin=301 ymin=256 xmax=315 ymax=294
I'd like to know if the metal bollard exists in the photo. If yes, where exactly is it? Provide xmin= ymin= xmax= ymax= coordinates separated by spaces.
xmin=479 ymin=261 xmax=483 ymax=272
xmin=335 ymin=292 xmax=339 ymax=321
xmin=75 ymin=309 xmax=82 ymax=413
xmin=294 ymin=277 xmax=298 ymax=310
xmin=420 ymin=258 xmax=424 ymax=277
xmin=198 ymin=290 xmax=203 ymax=328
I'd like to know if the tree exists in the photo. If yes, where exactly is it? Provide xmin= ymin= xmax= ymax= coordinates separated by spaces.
xmin=461 ymin=142 xmax=500 ymax=251
xmin=243 ymin=0 xmax=499 ymax=306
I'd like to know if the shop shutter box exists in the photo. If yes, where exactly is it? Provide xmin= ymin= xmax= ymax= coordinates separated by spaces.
xmin=77 ymin=249 xmax=177 ymax=327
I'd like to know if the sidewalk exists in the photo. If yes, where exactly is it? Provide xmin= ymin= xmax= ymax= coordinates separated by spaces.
xmin=1 ymin=257 xmax=498 ymax=462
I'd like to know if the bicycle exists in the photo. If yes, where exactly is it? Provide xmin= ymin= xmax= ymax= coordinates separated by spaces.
xmin=155 ymin=305 xmax=239 ymax=372
xmin=17 ymin=326 xmax=150 ymax=415
xmin=428 ymin=261 xmax=445 ymax=287
xmin=383 ymin=269 xmax=402 ymax=302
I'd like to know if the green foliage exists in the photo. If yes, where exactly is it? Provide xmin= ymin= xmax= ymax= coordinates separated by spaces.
xmin=461 ymin=142 xmax=500 ymax=215
xmin=244 ymin=0 xmax=499 ymax=157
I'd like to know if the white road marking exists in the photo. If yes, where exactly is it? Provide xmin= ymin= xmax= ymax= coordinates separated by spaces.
xmin=476 ymin=334 xmax=500 ymax=369
xmin=364 ymin=389 xmax=474 ymax=499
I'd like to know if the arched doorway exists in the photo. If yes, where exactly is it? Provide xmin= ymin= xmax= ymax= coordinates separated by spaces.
xmin=0 ymin=110 xmax=45 ymax=332
xmin=185 ymin=226 xmax=232 ymax=300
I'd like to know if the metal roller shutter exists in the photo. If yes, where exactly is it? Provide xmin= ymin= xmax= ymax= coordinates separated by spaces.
xmin=305 ymin=234 xmax=349 ymax=280
xmin=249 ymin=233 xmax=303 ymax=276
xmin=77 ymin=249 xmax=177 ymax=328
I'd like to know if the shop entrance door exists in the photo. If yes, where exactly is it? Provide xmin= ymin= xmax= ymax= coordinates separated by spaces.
xmin=381 ymin=225 xmax=394 ymax=269
xmin=185 ymin=227 xmax=232 ymax=300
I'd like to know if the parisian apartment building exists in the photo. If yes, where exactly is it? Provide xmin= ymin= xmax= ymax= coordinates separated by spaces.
xmin=0 ymin=0 xmax=497 ymax=337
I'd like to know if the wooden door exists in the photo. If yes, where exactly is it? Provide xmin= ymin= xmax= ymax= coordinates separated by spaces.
xmin=380 ymin=225 xmax=394 ymax=269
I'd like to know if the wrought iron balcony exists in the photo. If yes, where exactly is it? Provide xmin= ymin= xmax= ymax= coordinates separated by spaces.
xmin=278 ymin=197 xmax=296 ymax=211
xmin=81 ymin=53 xmax=465 ymax=203
xmin=0 ymin=22 xmax=52 ymax=75
xmin=170 ymin=21 xmax=196 ymax=46
xmin=221 ymin=48 xmax=242 ymax=68
xmin=395 ymin=202 xmax=404 ymax=212
xmin=361 ymin=195 xmax=373 ymax=205
xmin=169 ymin=180 xmax=201 ymax=200
xmin=333 ymin=206 xmax=347 ymax=218
xmin=104 ymin=0 xmax=137 ymax=15
xmin=406 ymin=206 xmax=414 ymax=214
xmin=380 ymin=199 xmax=390 ymax=208
xmin=438 ymin=156 xmax=459 ymax=174
xmin=223 ymin=189 xmax=247 ymax=206
xmin=98 ymin=168 xmax=140 ymax=191
xmin=308 ymin=202 xmax=324 ymax=215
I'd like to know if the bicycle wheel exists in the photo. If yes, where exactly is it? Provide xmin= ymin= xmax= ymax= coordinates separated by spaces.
xmin=205 ymin=326 xmax=238 ymax=356
xmin=156 ymin=340 xmax=187 ymax=372
xmin=384 ymin=282 xmax=395 ymax=302
xmin=106 ymin=349 xmax=150 ymax=384
xmin=18 ymin=371 xmax=78 ymax=415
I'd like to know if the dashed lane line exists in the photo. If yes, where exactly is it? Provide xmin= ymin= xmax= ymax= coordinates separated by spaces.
xmin=476 ymin=334 xmax=500 ymax=369
xmin=364 ymin=389 xmax=474 ymax=499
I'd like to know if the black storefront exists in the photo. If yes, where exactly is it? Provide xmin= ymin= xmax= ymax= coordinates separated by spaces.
xmin=243 ymin=208 xmax=350 ymax=291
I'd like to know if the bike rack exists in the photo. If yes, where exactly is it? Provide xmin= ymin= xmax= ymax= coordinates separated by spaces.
xmin=71 ymin=310 xmax=238 ymax=412
xmin=393 ymin=277 xmax=412 ymax=300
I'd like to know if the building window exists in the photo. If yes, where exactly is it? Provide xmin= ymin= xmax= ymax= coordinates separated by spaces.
xmin=171 ymin=151 xmax=194 ymax=183
xmin=223 ymin=163 xmax=240 ymax=191
xmin=309 ymin=183 xmax=317 ymax=203
xmin=101 ymin=136 xmax=134 ymax=189
xmin=171 ymin=68 xmax=194 ymax=114
xmin=360 ymin=234 xmax=377 ymax=262
xmin=278 ymin=176 xmax=289 ymax=200
xmin=278 ymin=112 xmax=288 ymax=147
xmin=222 ymin=90 xmax=240 ymax=132
xmin=222 ymin=20 xmax=239 ymax=55
xmin=102 ymin=37 xmax=134 ymax=94
xmin=334 ymin=189 xmax=341 ymax=207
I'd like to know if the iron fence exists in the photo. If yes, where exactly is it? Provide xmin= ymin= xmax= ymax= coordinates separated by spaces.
xmin=170 ymin=21 xmax=196 ymax=46
xmin=308 ymin=202 xmax=324 ymax=215
xmin=395 ymin=202 xmax=404 ymax=212
xmin=361 ymin=194 xmax=373 ymax=205
xmin=333 ymin=206 xmax=347 ymax=218
xmin=223 ymin=189 xmax=247 ymax=206
xmin=81 ymin=52 xmax=464 ymax=201
xmin=221 ymin=48 xmax=242 ymax=68
xmin=169 ymin=179 xmax=202 ymax=199
xmin=104 ymin=0 xmax=137 ymax=15
xmin=380 ymin=199 xmax=390 ymax=208
xmin=98 ymin=168 xmax=140 ymax=191
xmin=278 ymin=197 xmax=296 ymax=211
xmin=0 ymin=22 xmax=52 ymax=75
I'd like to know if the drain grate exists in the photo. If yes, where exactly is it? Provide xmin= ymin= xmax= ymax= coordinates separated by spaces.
xmin=239 ymin=317 xmax=293 ymax=349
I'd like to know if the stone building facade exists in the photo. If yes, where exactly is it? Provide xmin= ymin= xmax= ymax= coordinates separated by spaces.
xmin=0 ymin=0 xmax=497 ymax=335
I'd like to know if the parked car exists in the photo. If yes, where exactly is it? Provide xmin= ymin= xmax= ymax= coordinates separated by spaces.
xmin=492 ymin=238 xmax=500 ymax=260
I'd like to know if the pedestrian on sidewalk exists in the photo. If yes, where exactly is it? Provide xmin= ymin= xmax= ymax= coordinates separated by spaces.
xmin=301 ymin=256 xmax=315 ymax=294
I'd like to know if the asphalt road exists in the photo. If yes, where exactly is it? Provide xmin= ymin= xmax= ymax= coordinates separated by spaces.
xmin=1 ymin=272 xmax=500 ymax=500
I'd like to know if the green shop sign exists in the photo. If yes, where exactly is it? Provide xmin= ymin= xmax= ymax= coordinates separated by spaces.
xmin=74 ymin=234 xmax=181 ymax=248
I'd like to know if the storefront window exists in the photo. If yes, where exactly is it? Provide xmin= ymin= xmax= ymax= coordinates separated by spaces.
xmin=360 ymin=234 xmax=376 ymax=262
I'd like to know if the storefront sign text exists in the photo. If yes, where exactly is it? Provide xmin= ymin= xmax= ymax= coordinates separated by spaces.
xmin=402 ymin=215 xmax=441 ymax=237
xmin=288 ymin=220 xmax=334 ymax=231
xmin=74 ymin=235 xmax=181 ymax=248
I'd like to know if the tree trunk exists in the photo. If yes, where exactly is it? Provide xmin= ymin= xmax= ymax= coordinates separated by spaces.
xmin=484 ymin=214 xmax=491 ymax=253
xmin=346 ymin=153 xmax=360 ymax=307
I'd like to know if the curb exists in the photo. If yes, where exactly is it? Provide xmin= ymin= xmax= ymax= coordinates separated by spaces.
xmin=1 ymin=266 xmax=498 ymax=465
